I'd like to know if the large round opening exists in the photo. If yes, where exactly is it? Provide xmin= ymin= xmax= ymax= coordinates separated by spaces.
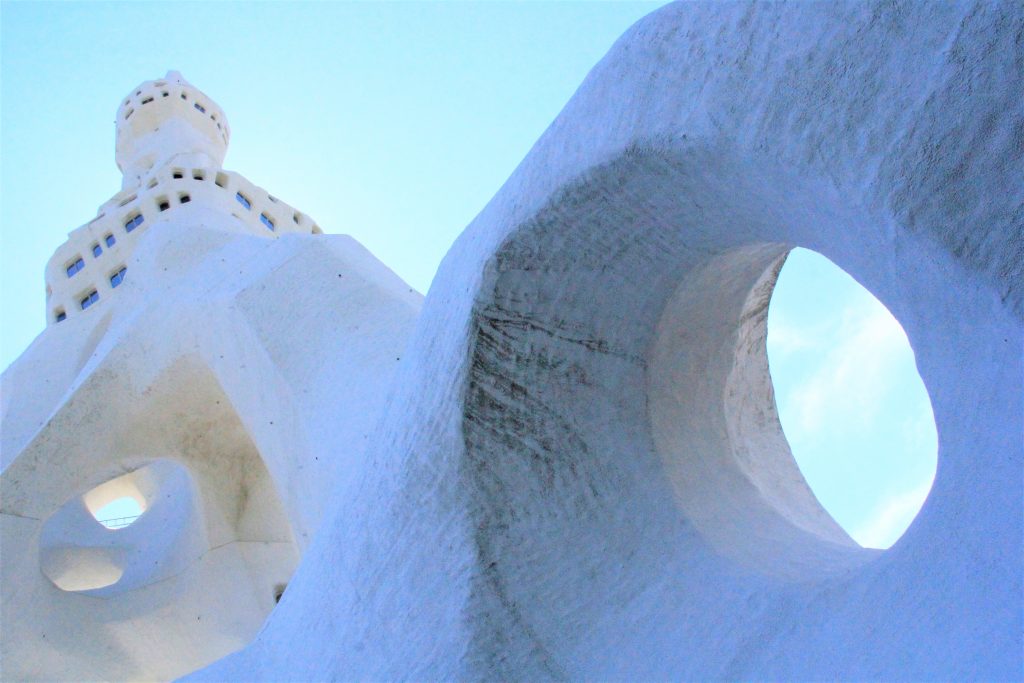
xmin=767 ymin=248 xmax=937 ymax=549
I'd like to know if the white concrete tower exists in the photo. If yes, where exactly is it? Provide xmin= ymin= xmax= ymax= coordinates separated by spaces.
xmin=2 ymin=72 xmax=421 ymax=682
xmin=44 ymin=71 xmax=322 ymax=328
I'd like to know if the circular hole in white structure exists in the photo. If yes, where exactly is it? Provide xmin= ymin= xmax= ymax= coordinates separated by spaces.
xmin=93 ymin=496 xmax=145 ymax=530
xmin=39 ymin=460 xmax=204 ymax=594
xmin=766 ymin=248 xmax=938 ymax=549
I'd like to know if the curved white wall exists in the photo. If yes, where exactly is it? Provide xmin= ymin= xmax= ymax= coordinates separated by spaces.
xmin=193 ymin=2 xmax=1022 ymax=680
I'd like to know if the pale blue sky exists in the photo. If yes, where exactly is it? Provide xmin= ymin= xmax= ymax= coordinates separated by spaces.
xmin=1 ymin=2 xmax=934 ymax=548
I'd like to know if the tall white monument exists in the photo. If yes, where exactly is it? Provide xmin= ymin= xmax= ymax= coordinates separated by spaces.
xmin=1 ymin=71 xmax=421 ymax=681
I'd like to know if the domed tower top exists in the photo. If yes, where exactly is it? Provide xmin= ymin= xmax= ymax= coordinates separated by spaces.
xmin=115 ymin=71 xmax=230 ymax=189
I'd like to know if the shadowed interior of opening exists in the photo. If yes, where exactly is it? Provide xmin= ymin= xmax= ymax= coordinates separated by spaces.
xmin=766 ymin=248 xmax=938 ymax=549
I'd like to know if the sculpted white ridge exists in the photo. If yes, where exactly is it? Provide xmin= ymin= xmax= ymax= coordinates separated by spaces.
xmin=2 ymin=1 xmax=1022 ymax=680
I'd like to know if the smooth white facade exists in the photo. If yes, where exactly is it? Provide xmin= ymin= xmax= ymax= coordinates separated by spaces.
xmin=3 ymin=1 xmax=1023 ymax=680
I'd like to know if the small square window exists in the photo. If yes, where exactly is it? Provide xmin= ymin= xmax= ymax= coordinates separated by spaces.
xmin=158 ymin=200 xmax=170 ymax=211
xmin=215 ymin=172 xmax=228 ymax=188
xmin=125 ymin=214 xmax=144 ymax=232
xmin=193 ymin=170 xmax=205 ymax=180
xmin=235 ymin=192 xmax=251 ymax=210
xmin=92 ymin=244 xmax=102 ymax=258
xmin=81 ymin=290 xmax=99 ymax=310
xmin=179 ymin=194 xmax=191 ymax=204
xmin=55 ymin=310 xmax=67 ymax=323
xmin=172 ymin=170 xmax=183 ymax=179
xmin=194 ymin=102 xmax=206 ymax=113
xmin=66 ymin=257 xmax=85 ymax=278
xmin=293 ymin=212 xmax=301 ymax=224
xmin=105 ymin=233 xmax=116 ymax=247
xmin=110 ymin=266 xmax=127 ymax=288
xmin=181 ymin=92 xmax=187 ymax=100
xmin=162 ymin=91 xmax=169 ymax=98
xmin=260 ymin=213 xmax=275 ymax=231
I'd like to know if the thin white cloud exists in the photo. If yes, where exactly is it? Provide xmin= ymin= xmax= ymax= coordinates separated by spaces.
xmin=852 ymin=476 xmax=935 ymax=549
xmin=765 ymin=318 xmax=821 ymax=355
xmin=786 ymin=300 xmax=910 ymax=437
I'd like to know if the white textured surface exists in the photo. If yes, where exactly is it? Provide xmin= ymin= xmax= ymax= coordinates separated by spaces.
xmin=0 ymin=76 xmax=421 ymax=681
xmin=191 ymin=1 xmax=1022 ymax=680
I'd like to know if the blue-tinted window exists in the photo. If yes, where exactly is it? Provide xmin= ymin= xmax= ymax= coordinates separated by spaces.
xmin=92 ymin=244 xmax=102 ymax=258
xmin=194 ymin=102 xmax=206 ymax=113
xmin=260 ymin=213 xmax=275 ymax=231
xmin=124 ymin=214 xmax=144 ymax=232
xmin=55 ymin=310 xmax=66 ymax=323
xmin=66 ymin=257 xmax=85 ymax=278
xmin=235 ymin=192 xmax=251 ymax=210
xmin=80 ymin=290 xmax=99 ymax=310
xmin=110 ymin=266 xmax=127 ymax=288
xmin=105 ymin=234 xmax=116 ymax=247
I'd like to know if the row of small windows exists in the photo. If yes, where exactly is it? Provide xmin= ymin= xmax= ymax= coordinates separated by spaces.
xmin=66 ymin=220 xmax=134 ymax=280
xmin=93 ymin=233 xmax=118 ymax=256
xmin=54 ymin=265 xmax=128 ymax=322
xmin=149 ymin=167 xmax=313 ymax=230
xmin=233 ymin=191 xmax=277 ymax=231
xmin=66 ymin=170 xmax=318 ymax=282
xmin=123 ymin=87 xmax=225 ymax=138
xmin=67 ymin=234 xmax=121 ymax=278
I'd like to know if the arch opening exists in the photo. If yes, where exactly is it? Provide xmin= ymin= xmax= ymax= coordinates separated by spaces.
xmin=39 ymin=459 xmax=203 ymax=594
xmin=766 ymin=248 xmax=937 ymax=549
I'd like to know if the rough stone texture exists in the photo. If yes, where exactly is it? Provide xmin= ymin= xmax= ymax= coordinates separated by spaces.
xmin=191 ymin=1 xmax=1022 ymax=680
